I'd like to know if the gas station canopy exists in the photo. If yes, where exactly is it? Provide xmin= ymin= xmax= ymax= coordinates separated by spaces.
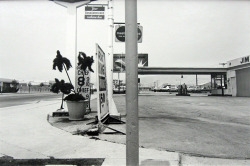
xmin=51 ymin=0 xmax=96 ymax=3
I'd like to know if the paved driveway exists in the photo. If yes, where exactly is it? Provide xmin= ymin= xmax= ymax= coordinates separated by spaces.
xmin=107 ymin=92 xmax=250 ymax=159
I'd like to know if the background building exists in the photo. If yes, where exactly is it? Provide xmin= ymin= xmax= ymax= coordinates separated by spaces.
xmin=226 ymin=55 xmax=250 ymax=97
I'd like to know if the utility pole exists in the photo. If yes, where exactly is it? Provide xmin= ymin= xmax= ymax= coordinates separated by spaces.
xmin=125 ymin=0 xmax=139 ymax=165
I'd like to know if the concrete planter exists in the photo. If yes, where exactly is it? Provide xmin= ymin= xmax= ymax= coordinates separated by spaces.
xmin=66 ymin=100 xmax=88 ymax=120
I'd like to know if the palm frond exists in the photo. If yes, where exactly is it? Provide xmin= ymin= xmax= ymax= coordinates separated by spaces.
xmin=50 ymin=78 xmax=73 ymax=95
xmin=61 ymin=83 xmax=74 ymax=94
xmin=77 ymin=52 xmax=94 ymax=73
xmin=77 ymin=53 xmax=84 ymax=66
xmin=62 ymin=57 xmax=72 ymax=70
xmin=50 ymin=83 xmax=60 ymax=93
xmin=50 ymin=78 xmax=61 ymax=93
xmin=52 ymin=50 xmax=72 ymax=72
xmin=55 ymin=78 xmax=60 ymax=83
xmin=53 ymin=56 xmax=63 ymax=72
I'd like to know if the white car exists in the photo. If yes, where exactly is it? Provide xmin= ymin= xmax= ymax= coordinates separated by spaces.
xmin=169 ymin=85 xmax=178 ymax=92
xmin=159 ymin=86 xmax=170 ymax=92
xmin=113 ymin=86 xmax=126 ymax=94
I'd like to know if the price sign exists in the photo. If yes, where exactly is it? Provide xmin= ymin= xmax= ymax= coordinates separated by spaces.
xmin=96 ymin=44 xmax=109 ymax=121
xmin=76 ymin=66 xmax=91 ymax=110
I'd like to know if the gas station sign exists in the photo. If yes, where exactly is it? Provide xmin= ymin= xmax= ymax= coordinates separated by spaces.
xmin=96 ymin=44 xmax=109 ymax=121
xmin=76 ymin=66 xmax=91 ymax=111
xmin=113 ymin=53 xmax=148 ymax=72
xmin=85 ymin=6 xmax=105 ymax=20
xmin=115 ymin=25 xmax=143 ymax=43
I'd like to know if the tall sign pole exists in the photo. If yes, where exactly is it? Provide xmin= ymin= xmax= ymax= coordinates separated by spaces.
xmin=53 ymin=0 xmax=91 ymax=89
xmin=107 ymin=0 xmax=119 ymax=117
xmin=125 ymin=0 xmax=139 ymax=165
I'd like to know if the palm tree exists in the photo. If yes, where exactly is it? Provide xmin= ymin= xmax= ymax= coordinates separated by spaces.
xmin=53 ymin=50 xmax=73 ymax=86
xmin=11 ymin=79 xmax=19 ymax=92
xmin=51 ymin=78 xmax=74 ymax=109
xmin=11 ymin=79 xmax=19 ymax=88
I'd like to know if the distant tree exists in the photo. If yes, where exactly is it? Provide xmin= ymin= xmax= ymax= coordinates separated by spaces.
xmin=11 ymin=80 xmax=19 ymax=92
xmin=40 ymin=83 xmax=44 ymax=92
xmin=11 ymin=79 xmax=19 ymax=88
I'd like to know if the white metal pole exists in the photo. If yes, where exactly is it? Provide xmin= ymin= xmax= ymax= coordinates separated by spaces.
xmin=53 ymin=1 xmax=91 ymax=88
xmin=125 ymin=0 xmax=139 ymax=165
xmin=107 ymin=0 xmax=119 ymax=116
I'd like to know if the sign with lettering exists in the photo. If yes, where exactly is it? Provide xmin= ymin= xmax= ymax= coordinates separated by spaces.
xmin=228 ymin=55 xmax=250 ymax=68
xmin=113 ymin=54 xmax=148 ymax=72
xmin=85 ymin=6 xmax=105 ymax=20
xmin=115 ymin=25 xmax=143 ymax=43
xmin=96 ymin=44 xmax=109 ymax=121
xmin=75 ymin=66 xmax=91 ymax=111
xmin=240 ymin=56 xmax=249 ymax=64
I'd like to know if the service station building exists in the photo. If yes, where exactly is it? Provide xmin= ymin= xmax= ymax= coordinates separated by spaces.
xmin=226 ymin=55 xmax=250 ymax=97
xmin=138 ymin=55 xmax=250 ymax=97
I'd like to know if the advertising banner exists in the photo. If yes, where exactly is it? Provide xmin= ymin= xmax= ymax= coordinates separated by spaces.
xmin=113 ymin=54 xmax=148 ymax=73
xmin=96 ymin=44 xmax=109 ymax=121
xmin=75 ymin=66 xmax=91 ymax=111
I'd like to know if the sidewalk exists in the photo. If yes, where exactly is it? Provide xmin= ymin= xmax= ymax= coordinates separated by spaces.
xmin=0 ymin=97 xmax=178 ymax=166
xmin=0 ymin=96 xmax=249 ymax=166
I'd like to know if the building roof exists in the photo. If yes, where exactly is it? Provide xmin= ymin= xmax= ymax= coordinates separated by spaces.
xmin=138 ymin=67 xmax=227 ymax=75
xmin=0 ymin=78 xmax=16 ymax=83
xmin=51 ymin=0 xmax=96 ymax=3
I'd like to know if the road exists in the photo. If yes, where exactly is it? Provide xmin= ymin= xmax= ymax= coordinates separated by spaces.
xmin=0 ymin=93 xmax=61 ymax=108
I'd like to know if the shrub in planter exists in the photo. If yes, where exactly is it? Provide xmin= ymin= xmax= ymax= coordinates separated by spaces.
xmin=50 ymin=78 xmax=74 ymax=110
xmin=64 ymin=93 xmax=85 ymax=101
xmin=64 ymin=93 xmax=88 ymax=120
xmin=51 ymin=50 xmax=94 ymax=120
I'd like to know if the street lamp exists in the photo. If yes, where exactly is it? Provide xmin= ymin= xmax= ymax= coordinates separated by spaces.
xmin=180 ymin=74 xmax=183 ymax=85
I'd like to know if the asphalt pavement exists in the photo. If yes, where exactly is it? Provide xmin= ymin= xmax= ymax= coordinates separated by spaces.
xmin=111 ymin=93 xmax=250 ymax=159
xmin=0 ymin=92 xmax=250 ymax=166
xmin=0 ymin=92 xmax=61 ymax=108
xmin=0 ymin=95 xmax=179 ymax=166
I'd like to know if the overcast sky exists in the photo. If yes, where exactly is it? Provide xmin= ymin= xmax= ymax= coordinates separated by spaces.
xmin=0 ymin=0 xmax=249 ymax=86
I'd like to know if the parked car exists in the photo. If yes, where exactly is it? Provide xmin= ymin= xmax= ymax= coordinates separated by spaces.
xmin=113 ymin=85 xmax=126 ymax=94
xmin=159 ymin=85 xmax=170 ymax=92
xmin=187 ymin=86 xmax=202 ymax=93
xmin=169 ymin=85 xmax=178 ymax=92
xmin=187 ymin=86 xmax=196 ymax=92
